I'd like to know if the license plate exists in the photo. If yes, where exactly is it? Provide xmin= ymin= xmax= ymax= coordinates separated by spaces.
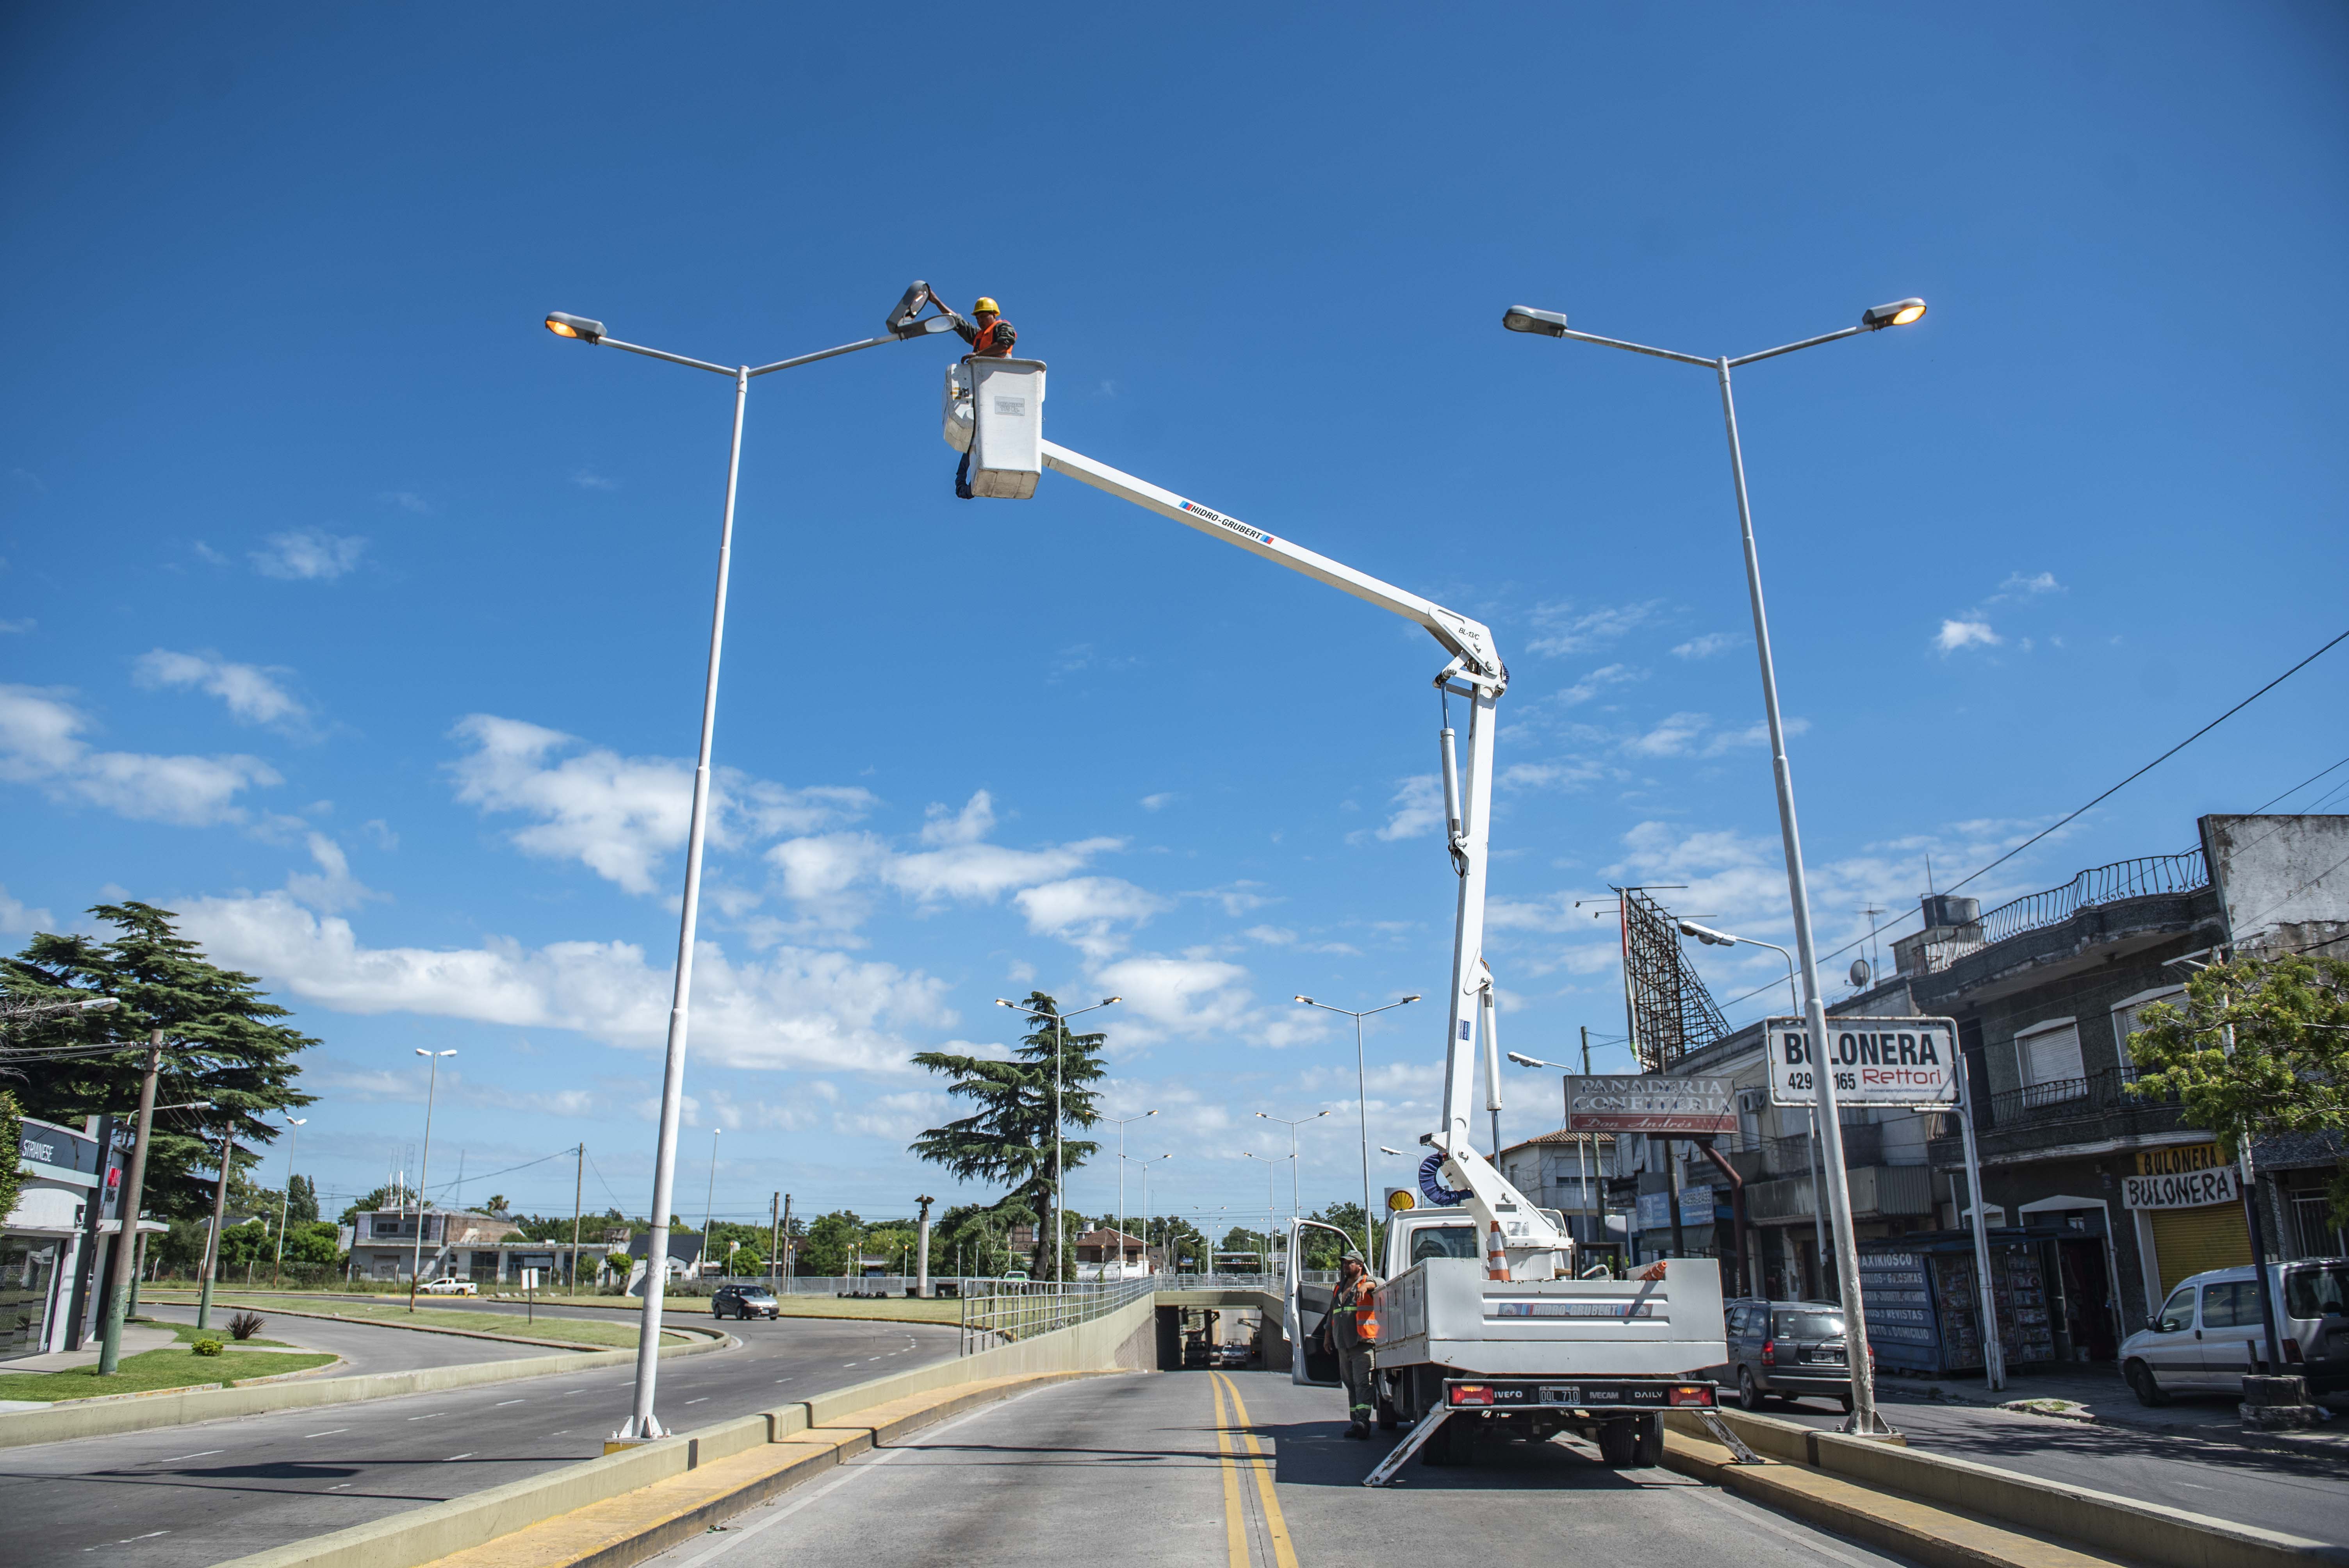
xmin=1539 ymin=1385 xmax=1581 ymax=1404
xmin=1807 ymin=1347 xmax=1844 ymax=1363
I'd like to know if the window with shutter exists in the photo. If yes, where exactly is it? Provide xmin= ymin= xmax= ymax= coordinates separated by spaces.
xmin=2018 ymin=1021 xmax=2084 ymax=1104
xmin=2110 ymin=987 xmax=2183 ymax=1072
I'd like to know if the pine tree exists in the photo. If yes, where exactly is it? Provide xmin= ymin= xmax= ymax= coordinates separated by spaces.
xmin=4 ymin=902 xmax=318 ymax=1217
xmin=287 ymin=1173 xmax=320 ymax=1224
xmin=908 ymin=991 xmax=1105 ymax=1278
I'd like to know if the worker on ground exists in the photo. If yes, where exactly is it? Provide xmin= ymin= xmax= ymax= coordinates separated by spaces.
xmin=1318 ymin=1249 xmax=1379 ymax=1438
xmin=953 ymin=296 xmax=1020 ymax=498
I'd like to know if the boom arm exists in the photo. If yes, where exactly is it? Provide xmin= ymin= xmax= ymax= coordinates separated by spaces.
xmin=1028 ymin=438 xmax=1565 ymax=1272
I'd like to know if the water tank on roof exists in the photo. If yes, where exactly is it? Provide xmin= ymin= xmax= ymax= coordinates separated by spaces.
xmin=1920 ymin=894 xmax=1980 ymax=931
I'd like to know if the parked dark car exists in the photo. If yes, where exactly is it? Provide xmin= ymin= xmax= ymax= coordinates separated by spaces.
xmin=712 ymin=1284 xmax=781 ymax=1320
xmin=1721 ymin=1297 xmax=1857 ymax=1412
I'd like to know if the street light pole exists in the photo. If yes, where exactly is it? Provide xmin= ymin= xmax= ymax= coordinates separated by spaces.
xmin=700 ymin=1127 xmax=722 ymax=1282
xmin=272 ymin=1116 xmax=308 ymax=1289
xmin=1503 ymin=296 xmax=1927 ymax=1438
xmin=408 ymin=1051 xmax=455 ymax=1308
xmin=197 ymin=1119 xmax=233 ymax=1333
xmin=1254 ymin=1109 xmax=1331 ymax=1224
xmin=1294 ymin=995 xmax=1419 ymax=1264
xmin=1242 ymin=1152 xmax=1289 ymax=1277
xmin=1099 ymin=1111 xmax=1158 ymax=1280
xmin=545 ymin=287 xmax=961 ymax=1442
xmin=995 ymin=996 xmax=1121 ymax=1283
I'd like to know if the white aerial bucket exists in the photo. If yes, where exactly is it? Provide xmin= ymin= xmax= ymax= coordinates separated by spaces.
xmin=950 ymin=356 xmax=1045 ymax=499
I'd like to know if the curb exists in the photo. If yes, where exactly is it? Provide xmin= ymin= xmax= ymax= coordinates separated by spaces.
xmin=1906 ymin=1388 xmax=2349 ymax=1464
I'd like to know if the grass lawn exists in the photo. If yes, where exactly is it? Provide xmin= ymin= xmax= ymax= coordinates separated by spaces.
xmin=146 ymin=1318 xmax=290 ymax=1348
xmin=150 ymin=1294 xmax=688 ymax=1348
xmin=0 ymin=1347 xmax=336 ymax=1404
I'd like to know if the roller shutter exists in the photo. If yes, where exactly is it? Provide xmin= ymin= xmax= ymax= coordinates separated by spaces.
xmin=2149 ymin=1202 xmax=2251 ymax=1296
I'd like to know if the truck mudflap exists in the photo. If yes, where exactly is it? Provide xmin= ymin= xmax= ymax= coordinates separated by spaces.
xmin=1444 ymin=1376 xmax=1715 ymax=1410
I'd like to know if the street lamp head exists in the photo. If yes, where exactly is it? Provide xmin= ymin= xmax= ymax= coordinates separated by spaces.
xmin=1379 ymin=1146 xmax=1406 ymax=1156
xmin=1400 ymin=994 xmax=1422 ymax=1004
xmin=78 ymin=996 xmax=121 ymax=1012
xmin=1861 ymin=298 xmax=1927 ymax=330
xmin=1101 ymin=997 xmax=1121 ymax=1006
xmin=1676 ymin=919 xmax=1736 ymax=947
xmin=1294 ymin=995 xmax=1313 ymax=1005
xmin=1506 ymin=1051 xmax=1544 ymax=1068
xmin=544 ymin=311 xmax=606 ymax=344
xmin=1502 ymin=305 xmax=1569 ymax=337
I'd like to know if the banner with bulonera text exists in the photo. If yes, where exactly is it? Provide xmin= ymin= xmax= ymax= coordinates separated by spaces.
xmin=2122 ymin=1142 xmax=2242 ymax=1210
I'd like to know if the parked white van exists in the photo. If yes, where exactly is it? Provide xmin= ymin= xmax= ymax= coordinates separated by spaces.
xmin=2119 ymin=1259 xmax=2349 ymax=1405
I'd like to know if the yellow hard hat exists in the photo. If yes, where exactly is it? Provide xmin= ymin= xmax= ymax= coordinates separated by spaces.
xmin=972 ymin=297 xmax=999 ymax=316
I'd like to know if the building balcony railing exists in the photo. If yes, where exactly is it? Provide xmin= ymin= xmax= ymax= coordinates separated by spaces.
xmin=1900 ymin=848 xmax=2209 ymax=974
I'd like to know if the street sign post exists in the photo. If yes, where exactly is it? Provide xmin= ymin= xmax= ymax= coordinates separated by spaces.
xmin=1764 ymin=1017 xmax=1960 ymax=1108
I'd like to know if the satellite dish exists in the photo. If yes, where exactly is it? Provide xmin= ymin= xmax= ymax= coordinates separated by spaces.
xmin=1848 ymin=958 xmax=1873 ymax=989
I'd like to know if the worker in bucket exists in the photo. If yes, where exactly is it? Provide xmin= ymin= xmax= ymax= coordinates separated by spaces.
xmin=1318 ymin=1249 xmax=1379 ymax=1438
xmin=952 ymin=297 xmax=1020 ymax=498
xmin=956 ymin=296 xmax=1017 ymax=358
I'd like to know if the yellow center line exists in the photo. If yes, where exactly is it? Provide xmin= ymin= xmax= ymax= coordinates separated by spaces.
xmin=1210 ymin=1372 xmax=1249 ymax=1567
xmin=1216 ymin=1372 xmax=1301 ymax=1568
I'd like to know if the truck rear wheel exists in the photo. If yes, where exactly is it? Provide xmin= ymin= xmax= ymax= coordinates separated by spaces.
xmin=1597 ymin=1417 xmax=1637 ymax=1468
xmin=1631 ymin=1413 xmax=1663 ymax=1468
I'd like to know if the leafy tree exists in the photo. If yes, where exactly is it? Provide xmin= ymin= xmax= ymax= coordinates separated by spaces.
xmin=0 ymin=1090 xmax=21 ymax=1226
xmin=908 ymin=992 xmax=1106 ymax=1277
xmin=484 ymin=1192 xmax=509 ymax=1215
xmin=286 ymin=1173 xmax=319 ymax=1224
xmin=341 ymin=1185 xmax=393 ymax=1226
xmin=280 ymin=1220 xmax=339 ymax=1265
xmin=3 ymin=902 xmax=317 ymax=1219
xmin=1300 ymin=1202 xmax=1385 ymax=1268
xmin=2128 ymin=952 xmax=2349 ymax=1221
xmin=799 ymin=1210 xmax=864 ymax=1277
xmin=1220 ymin=1225 xmax=1271 ymax=1262
xmin=1146 ymin=1213 xmax=1206 ymax=1272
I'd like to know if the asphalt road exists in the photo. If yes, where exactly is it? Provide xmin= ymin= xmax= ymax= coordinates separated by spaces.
xmin=635 ymin=1369 xmax=1926 ymax=1568
xmin=140 ymin=1302 xmax=550 ymax=1376
xmin=1761 ymin=1390 xmax=2349 ymax=1547
xmin=4 ymin=1312 xmax=955 ymax=1568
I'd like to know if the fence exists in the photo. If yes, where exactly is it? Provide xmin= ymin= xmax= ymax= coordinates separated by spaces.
xmin=1976 ymin=849 xmax=2207 ymax=946
xmin=957 ymin=1278 xmax=1157 ymax=1355
xmin=1987 ymin=1065 xmax=2169 ymax=1128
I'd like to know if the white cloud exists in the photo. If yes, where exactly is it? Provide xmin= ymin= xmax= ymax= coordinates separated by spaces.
xmin=1624 ymin=712 xmax=1710 ymax=757
xmin=1527 ymin=599 xmax=1662 ymax=657
xmin=284 ymin=833 xmax=380 ymax=914
xmin=449 ymin=714 xmax=875 ymax=897
xmin=1095 ymin=953 xmax=1256 ymax=1039
xmin=1139 ymin=792 xmax=1176 ymax=812
xmin=832 ymin=1089 xmax=951 ymax=1142
xmin=379 ymin=491 xmax=432 ymax=514
xmin=884 ymin=792 xmax=1120 ymax=904
xmin=1244 ymin=925 xmax=1295 ymax=946
xmin=178 ymin=893 xmax=952 ymax=1072
xmin=1501 ymin=757 xmax=1605 ymax=791
xmin=1371 ymin=775 xmax=1444 ymax=842
xmin=1015 ymin=876 xmax=1169 ymax=960
xmin=571 ymin=469 xmax=617 ymax=491
xmin=251 ymin=529 xmax=367 ymax=581
xmin=1998 ymin=571 xmax=2062 ymax=596
xmin=0 ymin=884 xmax=52 ymax=935
xmin=1189 ymin=881 xmax=1275 ymax=917
xmin=1935 ymin=619 xmax=2001 ymax=653
xmin=1557 ymin=663 xmax=1641 ymax=707
xmin=1671 ymin=632 xmax=1738 ymax=659
xmin=133 ymin=649 xmax=307 ymax=727
xmin=0 ymin=618 xmax=33 ymax=635
xmin=0 ymin=684 xmax=280 ymax=826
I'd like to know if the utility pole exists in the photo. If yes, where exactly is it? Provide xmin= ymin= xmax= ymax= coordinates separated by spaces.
xmin=915 ymin=1196 xmax=934 ymax=1299
xmin=197 ymin=1121 xmax=234 ymax=1331
xmin=570 ymin=1143 xmax=586 ymax=1296
xmin=780 ymin=1194 xmax=793 ymax=1284
xmin=97 ymin=1029 xmax=163 ymax=1376
xmin=769 ymin=1192 xmax=781 ymax=1285
xmin=64 ymin=1111 xmax=114 ymax=1351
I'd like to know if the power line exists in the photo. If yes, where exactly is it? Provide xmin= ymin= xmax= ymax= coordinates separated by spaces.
xmin=1716 ymin=626 xmax=2349 ymax=1016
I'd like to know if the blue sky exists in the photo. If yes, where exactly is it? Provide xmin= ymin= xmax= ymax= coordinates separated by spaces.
xmin=5 ymin=4 xmax=2345 ymax=1235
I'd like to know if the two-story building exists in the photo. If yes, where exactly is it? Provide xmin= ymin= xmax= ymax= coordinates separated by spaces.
xmin=4 ymin=1114 xmax=161 ymax=1359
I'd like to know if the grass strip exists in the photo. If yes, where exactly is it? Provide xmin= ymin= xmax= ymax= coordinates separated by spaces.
xmin=160 ymin=1294 xmax=687 ymax=1348
xmin=0 ymin=1347 xmax=336 ymax=1404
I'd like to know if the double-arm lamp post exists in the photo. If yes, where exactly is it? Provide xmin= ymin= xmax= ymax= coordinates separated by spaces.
xmin=1500 ymin=293 xmax=1927 ymax=1437
xmin=994 ymin=996 xmax=1122 ymax=1283
xmin=1098 ymin=1110 xmax=1158 ymax=1280
xmin=1294 ymin=994 xmax=1419 ymax=1264
xmin=544 ymin=285 xmax=964 ymax=1441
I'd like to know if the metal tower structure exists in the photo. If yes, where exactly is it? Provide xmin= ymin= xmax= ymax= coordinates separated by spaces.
xmin=1615 ymin=886 xmax=1731 ymax=1071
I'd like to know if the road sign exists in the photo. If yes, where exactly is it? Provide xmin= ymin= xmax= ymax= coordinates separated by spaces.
xmin=1765 ymin=1016 xmax=1960 ymax=1108
xmin=1563 ymin=1075 xmax=1735 ymax=1134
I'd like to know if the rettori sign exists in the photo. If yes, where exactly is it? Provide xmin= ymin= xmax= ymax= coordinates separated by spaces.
xmin=1563 ymin=1075 xmax=1735 ymax=1134
xmin=1765 ymin=1017 xmax=1960 ymax=1108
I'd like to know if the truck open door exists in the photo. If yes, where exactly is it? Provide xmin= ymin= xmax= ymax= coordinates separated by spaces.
xmin=1289 ymin=1219 xmax=1356 ymax=1386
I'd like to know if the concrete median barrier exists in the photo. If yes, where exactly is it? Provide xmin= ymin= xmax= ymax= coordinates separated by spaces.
xmin=0 ymin=1327 xmax=728 ymax=1451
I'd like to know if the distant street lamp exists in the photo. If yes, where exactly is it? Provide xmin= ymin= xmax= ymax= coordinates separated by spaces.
xmin=1295 ymin=994 xmax=1419 ymax=1261
xmin=701 ymin=1127 xmax=723 ymax=1280
xmin=996 ymin=996 xmax=1121 ymax=1282
xmin=1099 ymin=1110 xmax=1158 ymax=1280
xmin=546 ymin=283 xmax=962 ymax=1442
xmin=408 ymin=1049 xmax=456 ymax=1309
xmin=1241 ymin=1152 xmax=1290 ymax=1275
xmin=1501 ymin=294 xmax=1927 ymax=1438
xmin=1121 ymin=1153 xmax=1173 ymax=1274
xmin=272 ymin=1115 xmax=309 ymax=1288
xmin=1253 ymin=1108 xmax=1331 ymax=1222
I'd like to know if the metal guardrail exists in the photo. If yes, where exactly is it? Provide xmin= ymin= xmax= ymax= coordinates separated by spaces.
xmin=1976 ymin=848 xmax=2207 ymax=946
xmin=1987 ymin=1065 xmax=2167 ymax=1128
xmin=956 ymin=1278 xmax=1156 ymax=1354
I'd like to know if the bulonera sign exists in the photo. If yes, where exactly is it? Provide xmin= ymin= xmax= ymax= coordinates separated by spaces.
xmin=2123 ymin=1143 xmax=2242 ymax=1210
xmin=1563 ymin=1075 xmax=1735 ymax=1134
xmin=1765 ymin=1016 xmax=1960 ymax=1108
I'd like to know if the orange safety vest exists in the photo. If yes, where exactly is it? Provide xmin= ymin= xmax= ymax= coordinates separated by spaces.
xmin=968 ymin=317 xmax=1015 ymax=357
xmin=1334 ymin=1273 xmax=1378 ymax=1343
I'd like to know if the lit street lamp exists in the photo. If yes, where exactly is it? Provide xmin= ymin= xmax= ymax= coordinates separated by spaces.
xmin=1294 ymin=994 xmax=1419 ymax=1262
xmin=545 ymin=283 xmax=961 ymax=1441
xmin=408 ymin=1049 xmax=456 ymax=1309
xmin=1502 ymin=293 xmax=1928 ymax=1437
xmin=995 ymin=996 xmax=1121 ymax=1283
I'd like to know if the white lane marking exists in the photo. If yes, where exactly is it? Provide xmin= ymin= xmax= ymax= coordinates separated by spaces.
xmin=658 ymin=1401 xmax=1007 ymax=1568
xmin=445 ymin=1453 xmax=474 ymax=1461
xmin=563 ymin=1388 xmax=589 ymax=1396
xmin=496 ymin=1399 xmax=526 ymax=1406
xmin=304 ymin=1429 xmax=348 ymax=1438
xmin=406 ymin=1413 xmax=445 ymax=1421
xmin=155 ymin=1450 xmax=225 ymax=1463
xmin=328 ymin=1483 xmax=353 ymax=1491
xmin=686 ymin=1397 xmax=709 ymax=1404
xmin=773 ymin=1377 xmax=794 ymax=1384
xmin=85 ymin=1529 xmax=172 ymax=1550
xmin=1682 ymin=1483 xmax=1893 ymax=1568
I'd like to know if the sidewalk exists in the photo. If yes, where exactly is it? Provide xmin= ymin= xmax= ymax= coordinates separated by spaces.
xmin=1 ymin=1324 xmax=174 ymax=1373
xmin=1884 ymin=1364 xmax=2349 ymax=1459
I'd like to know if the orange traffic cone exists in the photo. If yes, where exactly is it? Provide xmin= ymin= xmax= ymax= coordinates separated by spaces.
xmin=1486 ymin=1220 xmax=1509 ymax=1281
